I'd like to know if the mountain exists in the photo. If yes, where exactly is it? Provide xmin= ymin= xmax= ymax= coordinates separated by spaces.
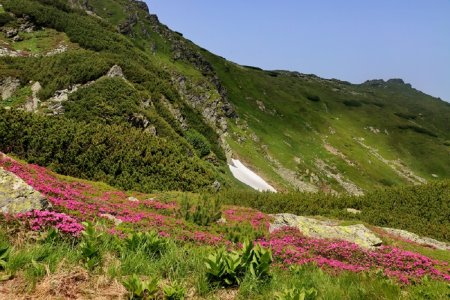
xmin=0 ymin=1 xmax=449 ymax=299
xmin=0 ymin=0 xmax=449 ymax=196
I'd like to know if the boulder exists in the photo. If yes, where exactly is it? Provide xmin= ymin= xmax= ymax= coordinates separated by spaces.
xmin=0 ymin=167 xmax=50 ymax=214
xmin=383 ymin=228 xmax=450 ymax=251
xmin=270 ymin=213 xmax=382 ymax=249
xmin=0 ymin=77 xmax=20 ymax=101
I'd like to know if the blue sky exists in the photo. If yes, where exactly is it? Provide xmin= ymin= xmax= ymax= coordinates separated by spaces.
xmin=148 ymin=0 xmax=450 ymax=101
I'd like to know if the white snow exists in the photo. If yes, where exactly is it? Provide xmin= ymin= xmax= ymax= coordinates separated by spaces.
xmin=228 ymin=159 xmax=277 ymax=192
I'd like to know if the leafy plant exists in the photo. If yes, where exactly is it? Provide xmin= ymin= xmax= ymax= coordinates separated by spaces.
xmin=123 ymin=274 xmax=159 ymax=300
xmin=0 ymin=245 xmax=10 ymax=270
xmin=204 ymin=241 xmax=272 ymax=287
xmin=163 ymin=281 xmax=186 ymax=300
xmin=123 ymin=231 xmax=168 ymax=258
xmin=79 ymin=222 xmax=102 ymax=270
xmin=276 ymin=287 xmax=318 ymax=300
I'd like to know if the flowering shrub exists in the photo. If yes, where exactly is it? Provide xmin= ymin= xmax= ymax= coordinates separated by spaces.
xmin=16 ymin=210 xmax=84 ymax=237
xmin=258 ymin=227 xmax=450 ymax=284
xmin=2 ymin=154 xmax=450 ymax=285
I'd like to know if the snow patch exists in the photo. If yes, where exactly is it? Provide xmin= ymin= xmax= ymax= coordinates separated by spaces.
xmin=228 ymin=159 xmax=276 ymax=192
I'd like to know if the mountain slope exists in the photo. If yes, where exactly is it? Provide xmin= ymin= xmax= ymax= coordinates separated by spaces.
xmin=0 ymin=0 xmax=449 ymax=195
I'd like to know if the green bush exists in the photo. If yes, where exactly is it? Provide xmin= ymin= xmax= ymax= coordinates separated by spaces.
xmin=177 ymin=194 xmax=221 ymax=226
xmin=184 ymin=129 xmax=211 ymax=158
xmin=220 ymin=180 xmax=450 ymax=242
xmin=0 ymin=109 xmax=216 ymax=192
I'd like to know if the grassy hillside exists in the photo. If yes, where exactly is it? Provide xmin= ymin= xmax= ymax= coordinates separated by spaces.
xmin=204 ymin=53 xmax=450 ymax=193
xmin=0 ymin=0 xmax=449 ymax=194
xmin=0 ymin=154 xmax=449 ymax=299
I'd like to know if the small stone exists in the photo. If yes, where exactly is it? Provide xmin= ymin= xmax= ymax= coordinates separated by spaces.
xmin=127 ymin=196 xmax=139 ymax=202
xmin=346 ymin=208 xmax=362 ymax=214
xmin=12 ymin=35 xmax=23 ymax=42
xmin=217 ymin=217 xmax=227 ymax=224
xmin=99 ymin=213 xmax=123 ymax=226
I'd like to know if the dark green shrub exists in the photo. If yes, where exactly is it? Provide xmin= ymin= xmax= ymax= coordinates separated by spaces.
xmin=0 ymin=13 xmax=13 ymax=26
xmin=184 ymin=129 xmax=211 ymax=158
xmin=177 ymin=194 xmax=222 ymax=226
xmin=306 ymin=95 xmax=320 ymax=102
xmin=342 ymin=100 xmax=362 ymax=107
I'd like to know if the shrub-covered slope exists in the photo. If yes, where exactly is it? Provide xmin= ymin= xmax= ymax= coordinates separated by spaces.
xmin=0 ymin=0 xmax=449 ymax=194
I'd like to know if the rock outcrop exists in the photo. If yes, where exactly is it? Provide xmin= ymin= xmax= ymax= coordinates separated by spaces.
xmin=0 ymin=167 xmax=50 ymax=214
xmin=270 ymin=213 xmax=383 ymax=249
xmin=383 ymin=228 xmax=450 ymax=251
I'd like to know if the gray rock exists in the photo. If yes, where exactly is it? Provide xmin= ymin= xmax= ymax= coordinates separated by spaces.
xmin=127 ymin=196 xmax=139 ymax=202
xmin=12 ymin=35 xmax=23 ymax=42
xmin=211 ymin=180 xmax=221 ymax=192
xmin=270 ymin=213 xmax=383 ymax=249
xmin=106 ymin=65 xmax=125 ymax=78
xmin=99 ymin=213 xmax=123 ymax=226
xmin=383 ymin=228 xmax=450 ymax=251
xmin=24 ymin=81 xmax=41 ymax=112
xmin=5 ymin=28 xmax=18 ymax=38
xmin=0 ymin=77 xmax=20 ymax=101
xmin=346 ymin=208 xmax=361 ymax=214
xmin=0 ymin=167 xmax=50 ymax=214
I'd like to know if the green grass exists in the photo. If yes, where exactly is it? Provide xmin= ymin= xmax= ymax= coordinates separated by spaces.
xmin=1 ymin=224 xmax=448 ymax=299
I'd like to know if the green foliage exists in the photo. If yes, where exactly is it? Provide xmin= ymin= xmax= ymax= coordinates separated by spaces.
xmin=123 ymin=231 xmax=168 ymax=258
xmin=123 ymin=274 xmax=159 ymax=300
xmin=79 ymin=222 xmax=102 ymax=270
xmin=342 ymin=100 xmax=362 ymax=107
xmin=0 ymin=12 xmax=13 ymax=26
xmin=177 ymin=194 xmax=221 ymax=226
xmin=221 ymin=180 xmax=450 ymax=242
xmin=223 ymin=223 xmax=267 ymax=244
xmin=163 ymin=281 xmax=186 ymax=300
xmin=64 ymin=77 xmax=141 ymax=125
xmin=276 ymin=287 xmax=318 ymax=300
xmin=184 ymin=129 xmax=211 ymax=158
xmin=305 ymin=95 xmax=320 ymax=102
xmin=204 ymin=241 xmax=272 ymax=287
xmin=0 ymin=245 xmax=10 ymax=270
xmin=0 ymin=109 xmax=216 ymax=192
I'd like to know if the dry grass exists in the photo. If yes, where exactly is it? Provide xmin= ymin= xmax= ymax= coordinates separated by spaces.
xmin=0 ymin=266 xmax=126 ymax=300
